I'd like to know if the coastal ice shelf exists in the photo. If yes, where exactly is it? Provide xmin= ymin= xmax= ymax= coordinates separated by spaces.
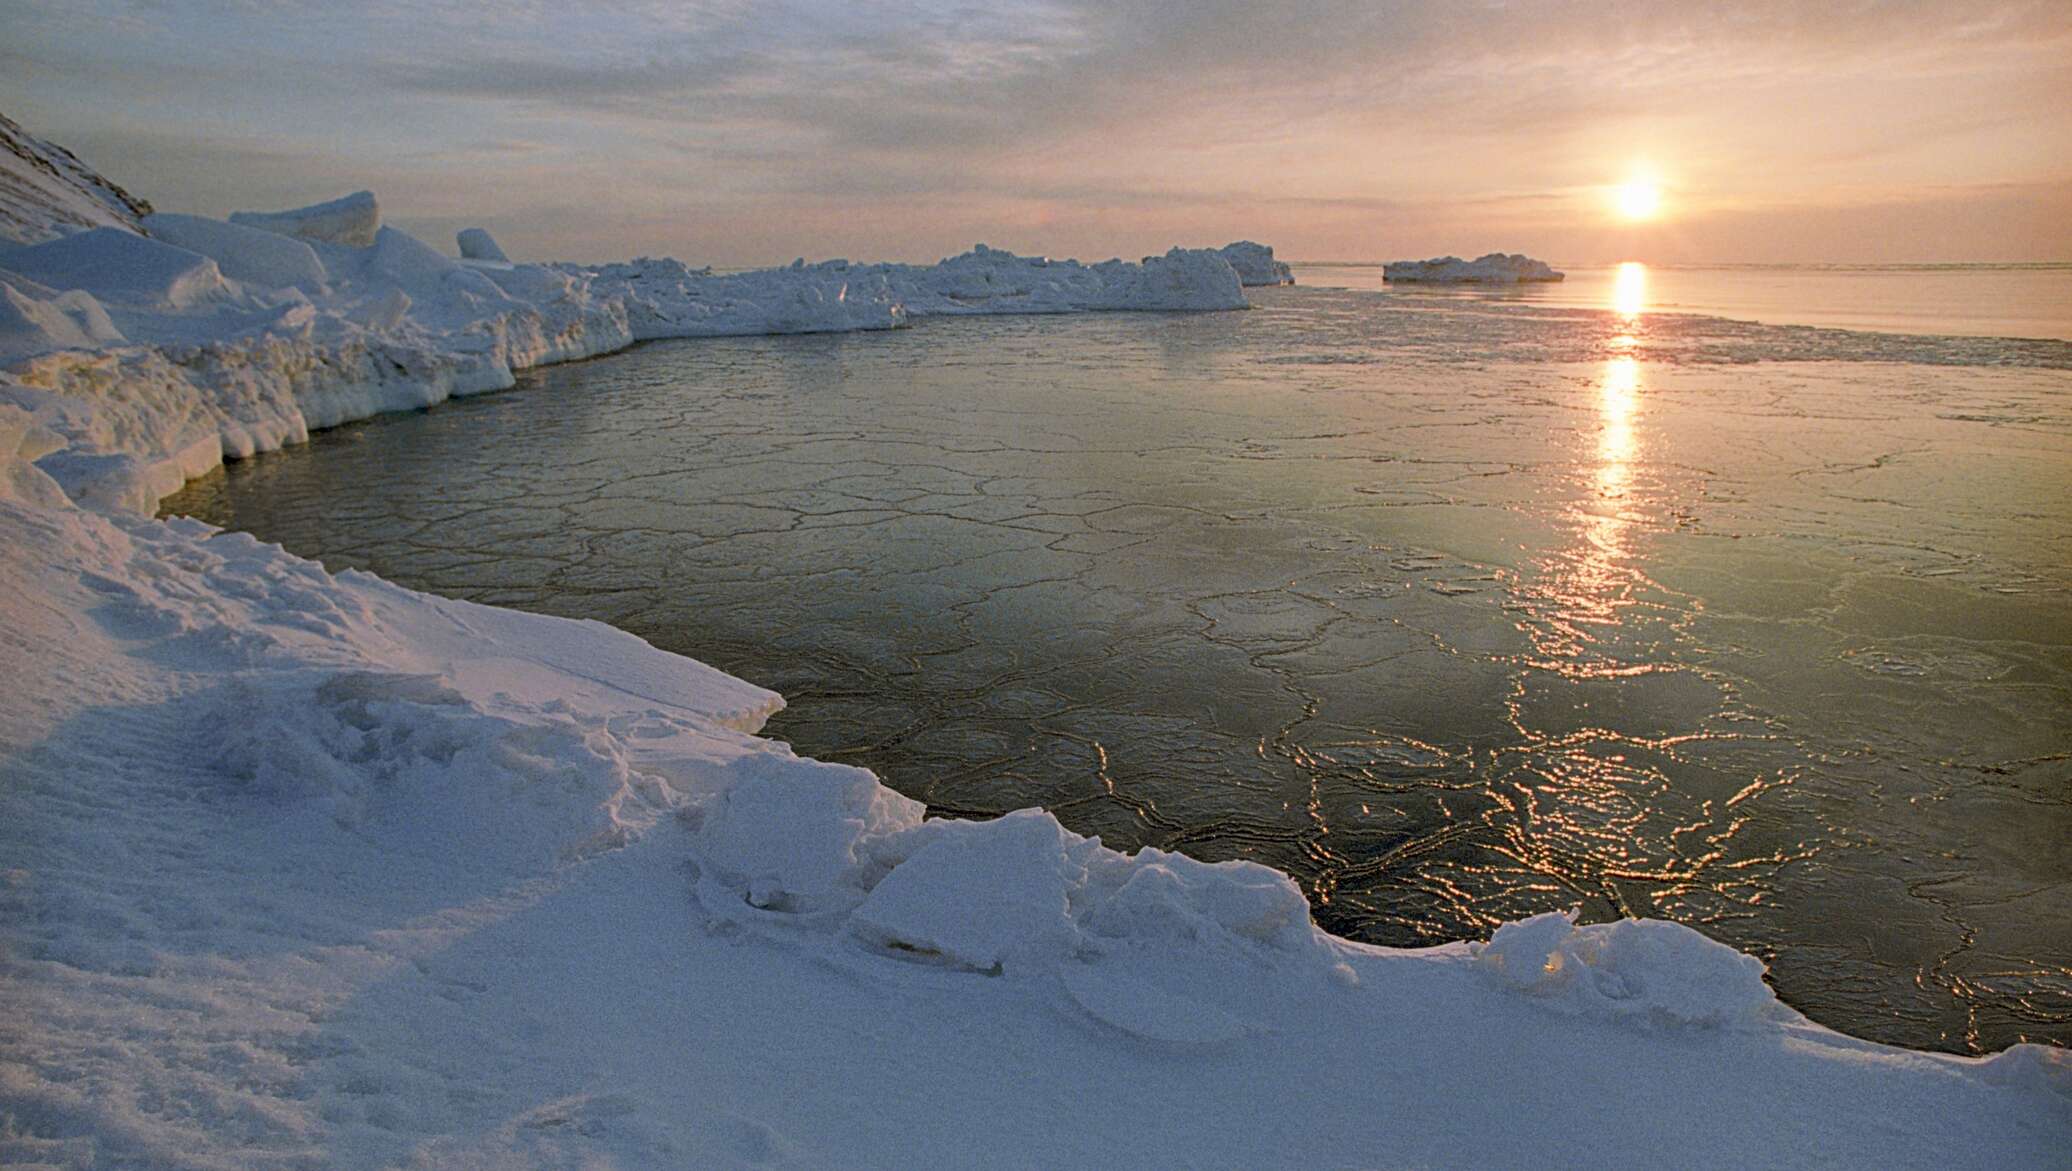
xmin=0 ymin=115 xmax=2065 ymax=1169
xmin=0 ymin=172 xmax=1266 ymax=510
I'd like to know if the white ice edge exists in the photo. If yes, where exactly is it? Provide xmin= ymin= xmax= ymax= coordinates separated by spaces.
xmin=0 ymin=189 xmax=2065 ymax=1168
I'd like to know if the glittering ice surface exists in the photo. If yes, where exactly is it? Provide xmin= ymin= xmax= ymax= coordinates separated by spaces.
xmin=167 ymin=282 xmax=2072 ymax=1053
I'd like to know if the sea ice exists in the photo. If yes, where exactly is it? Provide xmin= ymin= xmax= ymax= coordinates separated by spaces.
xmin=143 ymin=211 xmax=330 ymax=294
xmin=0 ymin=227 xmax=231 ymax=310
xmin=230 ymin=189 xmax=381 ymax=248
xmin=457 ymin=226 xmax=510 ymax=263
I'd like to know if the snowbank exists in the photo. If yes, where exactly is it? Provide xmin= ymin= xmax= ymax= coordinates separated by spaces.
xmin=1385 ymin=252 xmax=1565 ymax=282
xmin=144 ymin=211 xmax=330 ymax=294
xmin=1217 ymin=240 xmax=1295 ymax=286
xmin=0 ymin=227 xmax=232 ymax=310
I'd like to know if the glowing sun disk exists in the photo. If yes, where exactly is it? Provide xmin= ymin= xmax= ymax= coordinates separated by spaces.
xmin=1615 ymin=181 xmax=1662 ymax=220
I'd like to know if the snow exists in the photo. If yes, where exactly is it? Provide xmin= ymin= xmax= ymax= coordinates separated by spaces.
xmin=0 ymin=123 xmax=2065 ymax=1168
xmin=0 ymin=227 xmax=232 ymax=311
xmin=230 ymin=189 xmax=382 ymax=248
xmin=1385 ymin=252 xmax=1566 ymax=282
xmin=456 ymin=227 xmax=509 ymax=263
xmin=0 ymin=279 xmax=126 ymax=356
xmin=144 ymin=212 xmax=330 ymax=295
xmin=1216 ymin=240 xmax=1295 ymax=286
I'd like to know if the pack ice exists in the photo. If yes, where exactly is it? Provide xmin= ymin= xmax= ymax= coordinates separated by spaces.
xmin=0 ymin=117 xmax=2065 ymax=1170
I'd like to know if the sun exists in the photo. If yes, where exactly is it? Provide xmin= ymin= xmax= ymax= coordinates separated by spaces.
xmin=1614 ymin=180 xmax=1663 ymax=221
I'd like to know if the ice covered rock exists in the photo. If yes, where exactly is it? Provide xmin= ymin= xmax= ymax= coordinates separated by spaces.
xmin=0 ymin=110 xmax=152 ymax=246
xmin=142 ymin=212 xmax=329 ymax=295
xmin=457 ymin=227 xmax=509 ymax=263
xmin=1384 ymin=252 xmax=1564 ymax=283
xmin=230 ymin=190 xmax=380 ymax=249
xmin=1215 ymin=240 xmax=1294 ymax=286
xmin=0 ymin=227 xmax=230 ymax=310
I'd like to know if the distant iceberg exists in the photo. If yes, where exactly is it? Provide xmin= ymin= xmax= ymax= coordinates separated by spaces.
xmin=1384 ymin=253 xmax=1564 ymax=283
xmin=1216 ymin=240 xmax=1295 ymax=286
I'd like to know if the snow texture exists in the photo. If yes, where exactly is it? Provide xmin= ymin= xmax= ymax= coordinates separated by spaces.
xmin=1384 ymin=252 xmax=1566 ymax=282
xmin=144 ymin=212 xmax=331 ymax=295
xmin=0 ymin=117 xmax=2065 ymax=1170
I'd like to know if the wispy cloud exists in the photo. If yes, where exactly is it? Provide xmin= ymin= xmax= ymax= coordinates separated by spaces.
xmin=2 ymin=0 xmax=2066 ymax=262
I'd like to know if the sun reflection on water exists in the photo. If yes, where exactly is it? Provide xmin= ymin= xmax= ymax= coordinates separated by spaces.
xmin=1612 ymin=261 xmax=1647 ymax=322
xmin=1577 ymin=355 xmax=1641 ymax=618
xmin=1597 ymin=355 xmax=1639 ymax=498
xmin=1523 ymin=354 xmax=1648 ymax=672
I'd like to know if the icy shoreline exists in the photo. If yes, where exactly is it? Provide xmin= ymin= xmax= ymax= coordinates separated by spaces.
xmin=4 ymin=183 xmax=1259 ymax=511
xmin=1 ymin=154 xmax=2068 ymax=1166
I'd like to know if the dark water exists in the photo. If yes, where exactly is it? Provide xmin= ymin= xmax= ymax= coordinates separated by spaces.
xmin=163 ymin=283 xmax=2072 ymax=1053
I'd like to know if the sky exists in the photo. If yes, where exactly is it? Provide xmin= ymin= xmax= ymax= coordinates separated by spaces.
xmin=3 ymin=0 xmax=2069 ymax=266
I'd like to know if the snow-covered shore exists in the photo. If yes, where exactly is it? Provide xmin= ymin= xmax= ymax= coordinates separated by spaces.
xmin=2 ymin=167 xmax=1258 ymax=512
xmin=1 ymin=127 xmax=2068 ymax=1169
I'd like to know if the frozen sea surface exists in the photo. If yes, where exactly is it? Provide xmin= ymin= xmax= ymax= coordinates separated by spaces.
xmin=165 ymin=278 xmax=2072 ymax=1053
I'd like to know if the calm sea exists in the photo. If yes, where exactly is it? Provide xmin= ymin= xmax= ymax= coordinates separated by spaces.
xmin=165 ymin=261 xmax=2072 ymax=1054
xmin=1297 ymin=261 xmax=2072 ymax=341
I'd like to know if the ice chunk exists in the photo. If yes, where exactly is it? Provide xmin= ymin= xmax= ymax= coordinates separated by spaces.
xmin=0 ymin=227 xmax=229 ymax=309
xmin=1384 ymin=252 xmax=1564 ymax=283
xmin=1215 ymin=240 xmax=1294 ymax=286
xmin=142 ymin=212 xmax=328 ymax=294
xmin=695 ymin=751 xmax=924 ymax=914
xmin=230 ymin=190 xmax=380 ymax=248
xmin=457 ymin=227 xmax=509 ymax=263
xmin=1477 ymin=911 xmax=1779 ymax=1028
xmin=850 ymin=809 xmax=1085 ymax=972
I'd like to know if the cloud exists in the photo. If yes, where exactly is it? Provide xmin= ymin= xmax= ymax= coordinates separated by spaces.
xmin=1 ymin=0 xmax=2066 ymax=262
